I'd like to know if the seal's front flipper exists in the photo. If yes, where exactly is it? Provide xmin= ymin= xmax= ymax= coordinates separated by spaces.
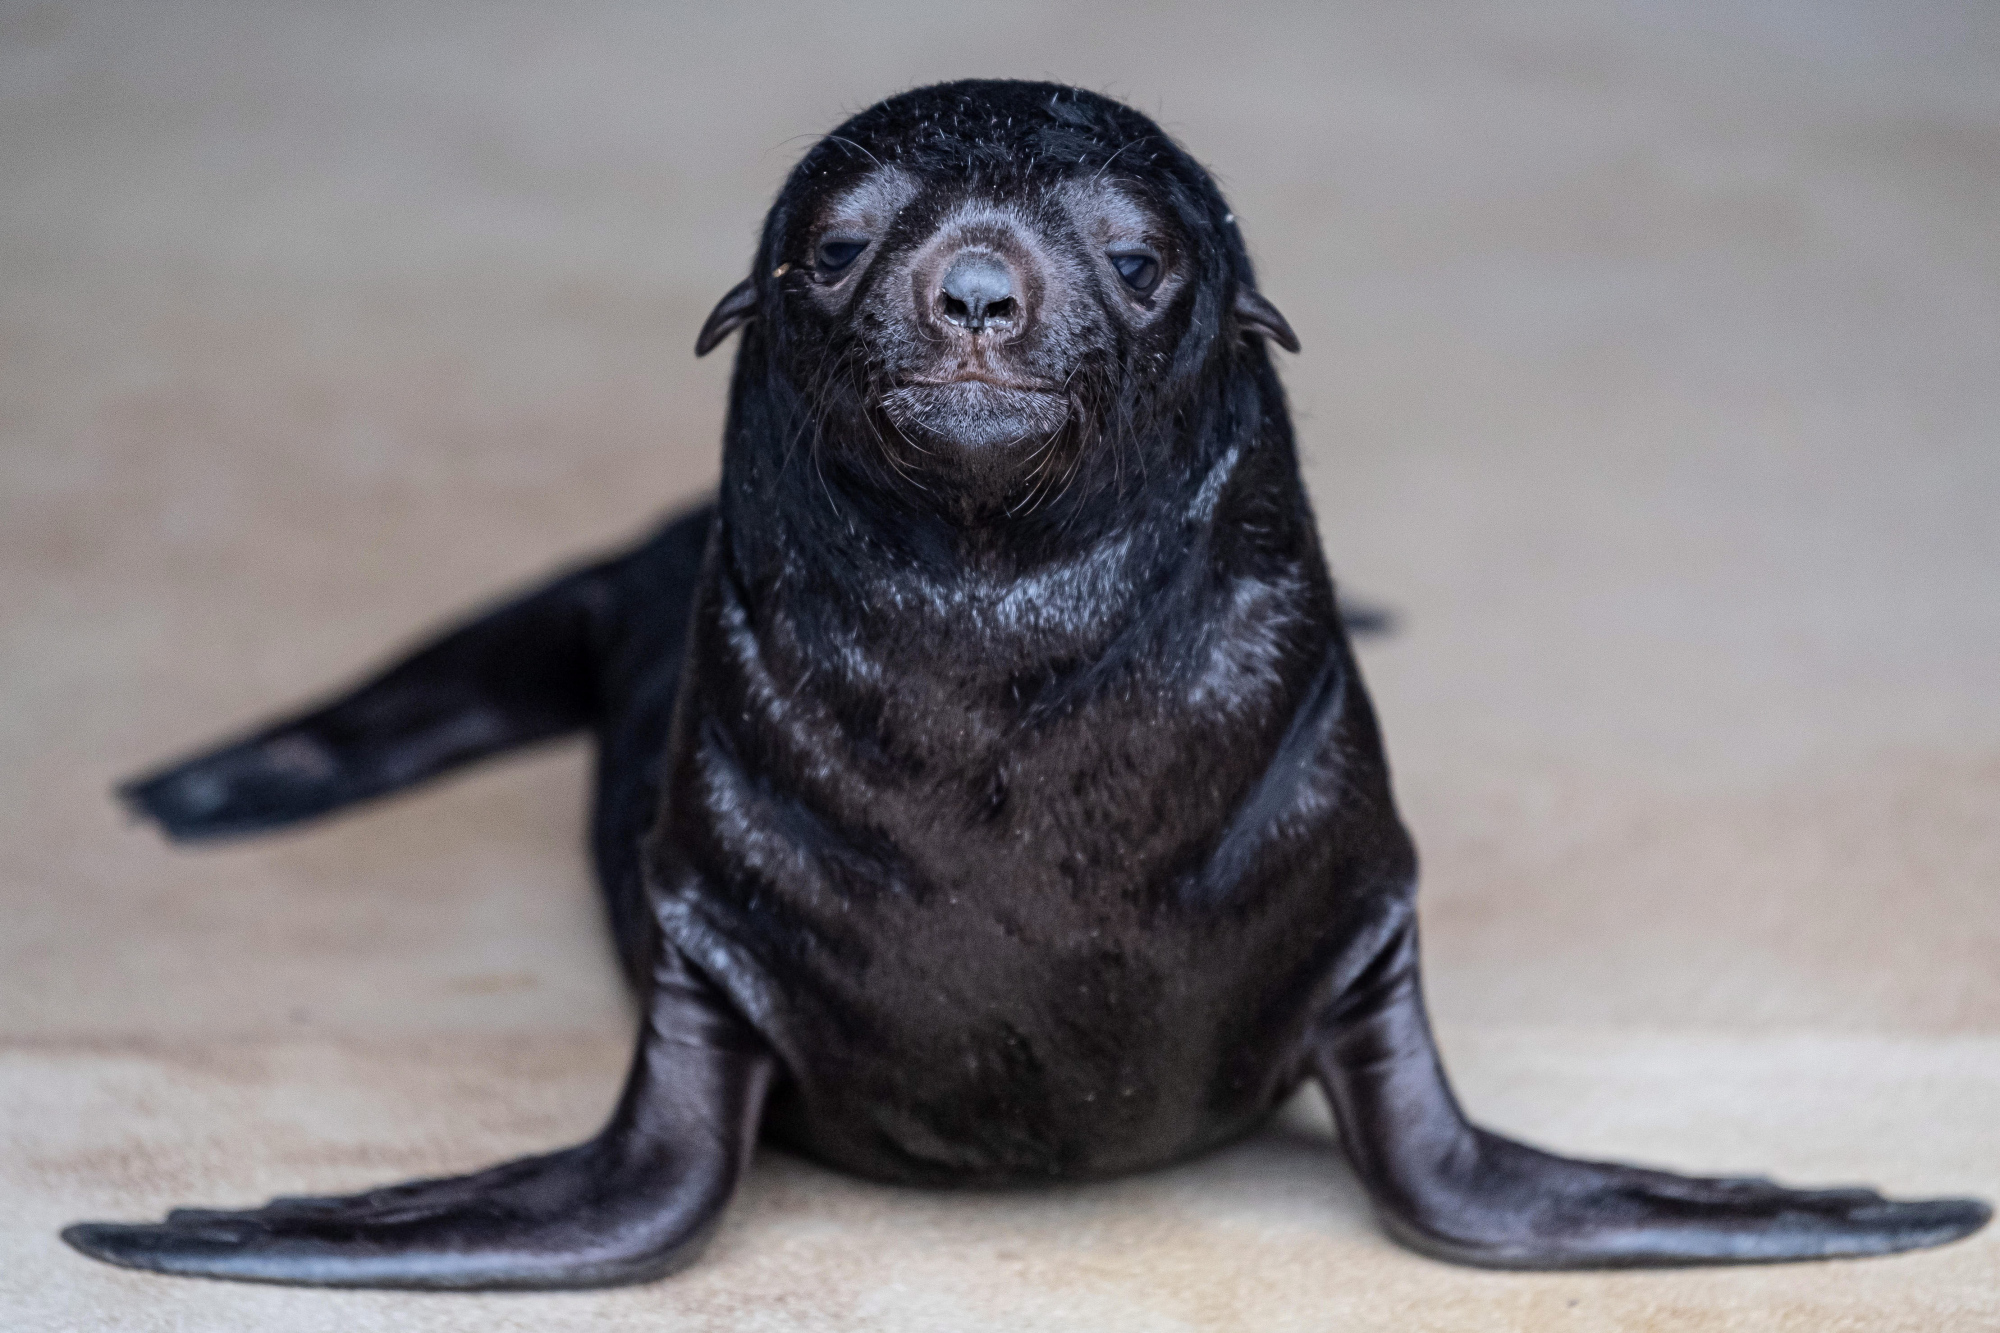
xmin=63 ymin=949 xmax=774 ymax=1290
xmin=118 ymin=558 xmax=625 ymax=842
xmin=1309 ymin=925 xmax=1990 ymax=1268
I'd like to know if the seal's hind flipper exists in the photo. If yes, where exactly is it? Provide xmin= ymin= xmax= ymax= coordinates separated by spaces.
xmin=1337 ymin=596 xmax=1395 ymax=637
xmin=120 ymin=557 xmax=625 ymax=842
xmin=1309 ymin=922 xmax=1991 ymax=1268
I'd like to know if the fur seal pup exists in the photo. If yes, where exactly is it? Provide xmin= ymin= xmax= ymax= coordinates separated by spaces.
xmin=66 ymin=80 xmax=1987 ymax=1289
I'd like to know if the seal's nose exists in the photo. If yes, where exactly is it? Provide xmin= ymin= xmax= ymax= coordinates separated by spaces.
xmin=937 ymin=250 xmax=1017 ymax=332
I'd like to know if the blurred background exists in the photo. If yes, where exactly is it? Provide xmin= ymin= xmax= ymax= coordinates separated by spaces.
xmin=3 ymin=2 xmax=1996 ymax=1329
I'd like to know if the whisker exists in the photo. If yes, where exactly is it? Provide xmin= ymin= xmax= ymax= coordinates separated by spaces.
xmin=823 ymin=135 xmax=883 ymax=169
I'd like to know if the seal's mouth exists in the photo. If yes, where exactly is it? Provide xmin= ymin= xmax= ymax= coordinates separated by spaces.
xmin=881 ymin=379 xmax=1069 ymax=450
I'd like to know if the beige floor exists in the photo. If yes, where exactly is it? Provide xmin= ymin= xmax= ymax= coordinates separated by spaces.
xmin=4 ymin=2 xmax=1997 ymax=1329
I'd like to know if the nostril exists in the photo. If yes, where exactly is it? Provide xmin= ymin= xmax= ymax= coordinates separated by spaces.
xmin=937 ymin=250 xmax=1016 ymax=331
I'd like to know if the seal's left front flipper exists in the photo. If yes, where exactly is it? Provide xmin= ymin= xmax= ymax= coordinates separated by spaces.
xmin=62 ymin=949 xmax=775 ymax=1290
xmin=1308 ymin=925 xmax=1990 ymax=1269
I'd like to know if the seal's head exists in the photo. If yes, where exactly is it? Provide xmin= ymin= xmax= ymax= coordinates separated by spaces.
xmin=699 ymin=81 xmax=1297 ymax=516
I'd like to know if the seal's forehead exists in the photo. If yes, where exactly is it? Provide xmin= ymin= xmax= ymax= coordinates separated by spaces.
xmin=795 ymin=80 xmax=1185 ymax=195
xmin=807 ymin=163 xmax=1161 ymax=223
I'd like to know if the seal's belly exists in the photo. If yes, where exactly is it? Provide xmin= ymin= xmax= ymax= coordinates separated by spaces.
xmin=794 ymin=960 xmax=1277 ymax=1182
xmin=658 ymin=878 xmax=1339 ymax=1187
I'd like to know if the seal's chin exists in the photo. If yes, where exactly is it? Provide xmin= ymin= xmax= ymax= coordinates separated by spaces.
xmin=881 ymin=381 xmax=1069 ymax=451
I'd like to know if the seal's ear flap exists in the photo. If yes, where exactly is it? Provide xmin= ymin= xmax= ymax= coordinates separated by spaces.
xmin=695 ymin=277 xmax=759 ymax=357
xmin=1232 ymin=286 xmax=1301 ymax=354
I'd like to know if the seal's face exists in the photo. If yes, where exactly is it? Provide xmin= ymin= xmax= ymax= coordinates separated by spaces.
xmin=697 ymin=81 xmax=1298 ymax=513
xmin=796 ymin=169 xmax=1189 ymax=457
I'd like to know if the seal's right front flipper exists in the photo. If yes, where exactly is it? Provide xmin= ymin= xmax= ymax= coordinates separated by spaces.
xmin=64 ymin=947 xmax=775 ymax=1290
xmin=119 ymin=560 xmax=623 ymax=842
xmin=1308 ymin=922 xmax=1991 ymax=1269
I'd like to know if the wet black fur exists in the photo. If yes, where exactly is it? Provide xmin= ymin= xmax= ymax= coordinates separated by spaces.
xmin=658 ymin=82 xmax=1404 ymax=1183
xmin=68 ymin=81 xmax=1987 ymax=1289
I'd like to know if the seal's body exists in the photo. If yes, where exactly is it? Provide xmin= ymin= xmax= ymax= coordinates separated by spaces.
xmin=666 ymin=452 xmax=1390 ymax=1188
xmin=65 ymin=81 xmax=1987 ymax=1290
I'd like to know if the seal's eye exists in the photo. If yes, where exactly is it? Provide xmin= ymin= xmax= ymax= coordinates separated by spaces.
xmin=816 ymin=239 xmax=868 ymax=274
xmin=1109 ymin=251 xmax=1161 ymax=295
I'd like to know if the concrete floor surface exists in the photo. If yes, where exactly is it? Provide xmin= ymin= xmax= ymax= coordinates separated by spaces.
xmin=3 ymin=2 xmax=1996 ymax=1328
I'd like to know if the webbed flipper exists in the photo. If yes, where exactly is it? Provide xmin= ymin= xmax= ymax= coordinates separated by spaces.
xmin=64 ymin=948 xmax=773 ymax=1290
xmin=1309 ymin=924 xmax=1990 ymax=1268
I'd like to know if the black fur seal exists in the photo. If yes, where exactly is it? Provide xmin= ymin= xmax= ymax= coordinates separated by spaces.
xmin=65 ymin=80 xmax=1987 ymax=1289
